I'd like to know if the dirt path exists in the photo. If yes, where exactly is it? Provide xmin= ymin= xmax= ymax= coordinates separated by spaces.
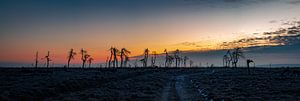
xmin=161 ymin=75 xmax=201 ymax=101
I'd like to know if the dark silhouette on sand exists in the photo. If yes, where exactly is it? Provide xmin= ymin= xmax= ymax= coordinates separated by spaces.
xmin=35 ymin=51 xmax=38 ymax=68
xmin=223 ymin=50 xmax=232 ymax=68
xmin=174 ymin=49 xmax=180 ymax=67
xmin=151 ymin=51 xmax=157 ymax=67
xmin=120 ymin=48 xmax=131 ymax=67
xmin=232 ymin=48 xmax=244 ymax=68
xmin=88 ymin=57 xmax=94 ymax=68
xmin=183 ymin=56 xmax=188 ymax=67
xmin=124 ymin=55 xmax=130 ymax=67
xmin=80 ymin=48 xmax=90 ymax=68
xmin=43 ymin=51 xmax=51 ymax=68
xmin=67 ymin=48 xmax=76 ymax=68
xmin=108 ymin=47 xmax=119 ymax=68
xmin=140 ymin=48 xmax=149 ymax=67
xmin=164 ymin=49 xmax=175 ymax=67
xmin=110 ymin=47 xmax=120 ymax=68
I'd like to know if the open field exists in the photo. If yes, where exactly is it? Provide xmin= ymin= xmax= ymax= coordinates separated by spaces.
xmin=0 ymin=67 xmax=299 ymax=101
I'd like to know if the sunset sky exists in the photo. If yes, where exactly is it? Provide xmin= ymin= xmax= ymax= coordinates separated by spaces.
xmin=1 ymin=0 xmax=300 ymax=67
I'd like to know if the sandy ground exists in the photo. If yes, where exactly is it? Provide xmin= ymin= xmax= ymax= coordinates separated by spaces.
xmin=0 ymin=67 xmax=299 ymax=101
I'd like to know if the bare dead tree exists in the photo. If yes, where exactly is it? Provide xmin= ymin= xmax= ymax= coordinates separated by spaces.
xmin=35 ymin=51 xmax=38 ymax=68
xmin=164 ymin=49 xmax=175 ymax=67
xmin=167 ymin=55 xmax=174 ymax=67
xmin=223 ymin=50 xmax=232 ymax=68
xmin=88 ymin=57 xmax=94 ymax=68
xmin=44 ymin=51 xmax=51 ymax=68
xmin=107 ymin=47 xmax=120 ymax=68
xmin=164 ymin=49 xmax=168 ymax=67
xmin=108 ymin=47 xmax=114 ymax=68
xmin=151 ymin=51 xmax=157 ymax=67
xmin=67 ymin=48 xmax=76 ymax=68
xmin=80 ymin=48 xmax=90 ymax=68
xmin=120 ymin=48 xmax=131 ymax=67
xmin=124 ymin=55 xmax=130 ymax=67
xmin=112 ymin=47 xmax=119 ymax=67
xmin=105 ymin=56 xmax=109 ymax=68
xmin=223 ymin=55 xmax=227 ymax=67
xmin=183 ymin=56 xmax=188 ymax=67
xmin=179 ymin=56 xmax=183 ymax=67
xmin=140 ymin=48 xmax=149 ymax=67
xmin=174 ymin=49 xmax=180 ymax=67
xmin=232 ymin=48 xmax=244 ymax=68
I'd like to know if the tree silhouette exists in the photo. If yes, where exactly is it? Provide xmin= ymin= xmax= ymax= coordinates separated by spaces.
xmin=232 ymin=48 xmax=244 ymax=68
xmin=223 ymin=50 xmax=232 ymax=68
xmin=223 ymin=55 xmax=228 ymax=67
xmin=80 ymin=48 xmax=90 ymax=68
xmin=67 ymin=48 xmax=76 ymax=68
xmin=164 ymin=49 xmax=169 ymax=67
xmin=124 ymin=55 xmax=130 ymax=67
xmin=35 ymin=51 xmax=38 ymax=68
xmin=108 ymin=47 xmax=120 ymax=68
xmin=151 ymin=51 xmax=157 ymax=67
xmin=140 ymin=48 xmax=149 ymax=67
xmin=167 ymin=55 xmax=174 ymax=67
xmin=88 ymin=57 xmax=94 ymax=68
xmin=179 ymin=56 xmax=183 ymax=67
xmin=120 ymin=48 xmax=131 ymax=67
xmin=105 ymin=56 xmax=109 ymax=68
xmin=108 ymin=47 xmax=114 ymax=68
xmin=183 ymin=56 xmax=188 ymax=67
xmin=112 ymin=47 xmax=119 ymax=67
xmin=174 ymin=49 xmax=180 ymax=67
xmin=44 ymin=51 xmax=51 ymax=68
xmin=164 ymin=49 xmax=175 ymax=67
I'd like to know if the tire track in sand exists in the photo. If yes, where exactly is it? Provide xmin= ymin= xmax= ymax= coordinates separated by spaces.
xmin=161 ymin=75 xmax=201 ymax=101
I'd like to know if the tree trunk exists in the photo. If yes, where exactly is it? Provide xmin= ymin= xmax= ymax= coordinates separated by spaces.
xmin=46 ymin=60 xmax=49 ymax=68
xmin=247 ymin=63 xmax=250 ymax=74
xmin=82 ymin=62 xmax=85 ymax=68
xmin=120 ymin=56 xmax=123 ymax=67
xmin=234 ymin=62 xmax=237 ymax=68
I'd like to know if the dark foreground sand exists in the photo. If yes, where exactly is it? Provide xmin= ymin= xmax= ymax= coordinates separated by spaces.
xmin=0 ymin=67 xmax=299 ymax=101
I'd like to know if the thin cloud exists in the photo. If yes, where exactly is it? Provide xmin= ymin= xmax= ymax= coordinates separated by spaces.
xmin=178 ymin=42 xmax=197 ymax=46
xmin=176 ymin=20 xmax=300 ymax=50
xmin=269 ymin=20 xmax=278 ymax=23
xmin=286 ymin=0 xmax=300 ymax=5
xmin=221 ymin=21 xmax=300 ymax=48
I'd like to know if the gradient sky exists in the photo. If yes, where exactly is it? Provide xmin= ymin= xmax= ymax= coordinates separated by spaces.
xmin=1 ymin=0 xmax=300 ymax=67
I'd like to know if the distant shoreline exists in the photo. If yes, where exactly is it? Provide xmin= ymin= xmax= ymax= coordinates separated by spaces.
xmin=0 ymin=67 xmax=299 ymax=69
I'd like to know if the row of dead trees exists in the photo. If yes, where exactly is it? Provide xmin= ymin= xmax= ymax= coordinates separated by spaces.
xmin=139 ymin=48 xmax=191 ymax=67
xmin=222 ymin=47 xmax=255 ymax=74
xmin=33 ymin=47 xmax=200 ymax=68
xmin=34 ymin=48 xmax=94 ymax=68
xmin=106 ymin=47 xmax=131 ymax=68
xmin=34 ymin=51 xmax=52 ymax=68
xmin=67 ymin=48 xmax=94 ymax=68
xmin=163 ymin=49 xmax=190 ymax=67
xmin=35 ymin=47 xmax=256 ymax=68
xmin=106 ymin=47 xmax=191 ymax=68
